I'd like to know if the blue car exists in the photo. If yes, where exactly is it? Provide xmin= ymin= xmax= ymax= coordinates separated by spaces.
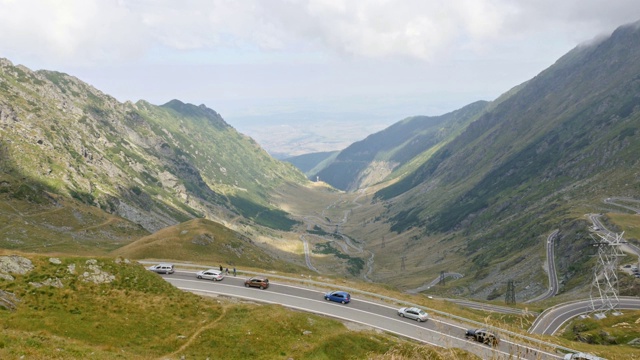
xmin=324 ymin=291 xmax=351 ymax=304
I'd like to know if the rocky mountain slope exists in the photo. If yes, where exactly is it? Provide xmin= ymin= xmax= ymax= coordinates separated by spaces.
xmin=0 ymin=60 xmax=306 ymax=236
xmin=361 ymin=20 xmax=640 ymax=299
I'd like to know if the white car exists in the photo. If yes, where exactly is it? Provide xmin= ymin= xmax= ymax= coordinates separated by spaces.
xmin=397 ymin=307 xmax=429 ymax=322
xmin=196 ymin=269 xmax=224 ymax=281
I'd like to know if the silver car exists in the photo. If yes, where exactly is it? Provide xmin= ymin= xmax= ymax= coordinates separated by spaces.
xmin=196 ymin=269 xmax=224 ymax=281
xmin=148 ymin=263 xmax=174 ymax=274
xmin=397 ymin=307 xmax=429 ymax=322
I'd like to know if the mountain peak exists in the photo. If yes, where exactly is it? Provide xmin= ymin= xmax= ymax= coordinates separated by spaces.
xmin=161 ymin=99 xmax=229 ymax=129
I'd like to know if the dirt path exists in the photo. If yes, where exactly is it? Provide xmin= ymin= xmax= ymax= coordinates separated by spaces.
xmin=161 ymin=304 xmax=228 ymax=359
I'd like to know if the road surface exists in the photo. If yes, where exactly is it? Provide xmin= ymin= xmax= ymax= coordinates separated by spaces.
xmin=530 ymin=297 xmax=640 ymax=335
xmin=157 ymin=269 xmax=570 ymax=360
xmin=526 ymin=230 xmax=560 ymax=303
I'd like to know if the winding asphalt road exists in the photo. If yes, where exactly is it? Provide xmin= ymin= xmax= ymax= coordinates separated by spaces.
xmin=528 ymin=206 xmax=640 ymax=336
xmin=589 ymin=213 xmax=640 ymax=256
xmin=529 ymin=297 xmax=640 ymax=335
xmin=158 ymin=269 xmax=569 ymax=360
xmin=526 ymin=230 xmax=560 ymax=303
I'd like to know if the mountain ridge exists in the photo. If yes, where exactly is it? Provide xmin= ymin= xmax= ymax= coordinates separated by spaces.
xmin=0 ymin=58 xmax=307 ymax=235
xmin=312 ymin=100 xmax=489 ymax=191
xmin=352 ymin=19 xmax=640 ymax=299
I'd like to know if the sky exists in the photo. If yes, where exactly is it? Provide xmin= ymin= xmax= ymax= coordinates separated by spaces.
xmin=2 ymin=0 xmax=640 ymax=131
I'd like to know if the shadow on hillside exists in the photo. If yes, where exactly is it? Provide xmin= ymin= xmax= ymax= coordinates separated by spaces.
xmin=0 ymin=140 xmax=308 ymax=272
xmin=0 ymin=141 xmax=149 ymax=254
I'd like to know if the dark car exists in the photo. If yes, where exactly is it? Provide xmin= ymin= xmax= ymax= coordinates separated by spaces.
xmin=324 ymin=291 xmax=351 ymax=304
xmin=244 ymin=277 xmax=269 ymax=289
xmin=465 ymin=328 xmax=499 ymax=347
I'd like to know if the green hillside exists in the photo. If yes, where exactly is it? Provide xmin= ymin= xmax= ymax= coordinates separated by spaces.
xmin=0 ymin=59 xmax=306 ymax=236
xmin=363 ymin=20 xmax=640 ymax=299
xmin=113 ymin=218 xmax=310 ymax=273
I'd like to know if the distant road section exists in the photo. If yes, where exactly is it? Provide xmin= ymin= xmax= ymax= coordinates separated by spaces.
xmin=405 ymin=272 xmax=464 ymax=294
xmin=588 ymin=212 xmax=640 ymax=256
xmin=300 ymin=234 xmax=320 ymax=273
xmin=526 ymin=230 xmax=559 ymax=303
xmin=604 ymin=196 xmax=640 ymax=214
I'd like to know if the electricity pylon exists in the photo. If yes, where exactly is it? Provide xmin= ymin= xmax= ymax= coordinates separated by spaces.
xmin=589 ymin=232 xmax=625 ymax=314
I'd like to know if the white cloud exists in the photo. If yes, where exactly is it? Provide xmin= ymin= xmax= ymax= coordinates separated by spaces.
xmin=2 ymin=0 xmax=640 ymax=123
xmin=0 ymin=0 xmax=148 ymax=66
xmin=2 ymin=0 xmax=640 ymax=67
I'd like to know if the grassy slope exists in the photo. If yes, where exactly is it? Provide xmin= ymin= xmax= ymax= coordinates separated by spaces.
xmin=558 ymin=310 xmax=640 ymax=359
xmin=112 ymin=218 xmax=309 ymax=274
xmin=0 ymin=172 xmax=148 ymax=254
xmin=0 ymin=253 xmax=478 ymax=360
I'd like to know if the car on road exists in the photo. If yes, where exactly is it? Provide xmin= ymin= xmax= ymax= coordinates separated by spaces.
xmin=147 ymin=263 xmax=174 ymax=274
xmin=324 ymin=291 xmax=350 ymax=304
xmin=397 ymin=307 xmax=429 ymax=322
xmin=196 ymin=269 xmax=224 ymax=281
xmin=244 ymin=277 xmax=269 ymax=289
xmin=563 ymin=352 xmax=606 ymax=360
xmin=465 ymin=328 xmax=499 ymax=347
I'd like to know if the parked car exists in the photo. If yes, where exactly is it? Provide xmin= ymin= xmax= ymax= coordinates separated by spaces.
xmin=148 ymin=263 xmax=174 ymax=274
xmin=324 ymin=291 xmax=351 ymax=304
xmin=244 ymin=277 xmax=269 ymax=289
xmin=397 ymin=307 xmax=429 ymax=322
xmin=196 ymin=269 xmax=224 ymax=281
xmin=465 ymin=328 xmax=499 ymax=347
xmin=563 ymin=352 xmax=606 ymax=360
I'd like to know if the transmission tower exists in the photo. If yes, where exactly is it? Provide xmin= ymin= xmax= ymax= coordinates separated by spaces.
xmin=400 ymin=256 xmax=406 ymax=271
xmin=505 ymin=279 xmax=516 ymax=305
xmin=589 ymin=232 xmax=625 ymax=315
xmin=439 ymin=271 xmax=446 ymax=286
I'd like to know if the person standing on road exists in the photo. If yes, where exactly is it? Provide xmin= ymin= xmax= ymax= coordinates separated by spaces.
xmin=219 ymin=265 xmax=223 ymax=272
xmin=233 ymin=267 xmax=236 ymax=277
xmin=225 ymin=267 xmax=229 ymax=275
